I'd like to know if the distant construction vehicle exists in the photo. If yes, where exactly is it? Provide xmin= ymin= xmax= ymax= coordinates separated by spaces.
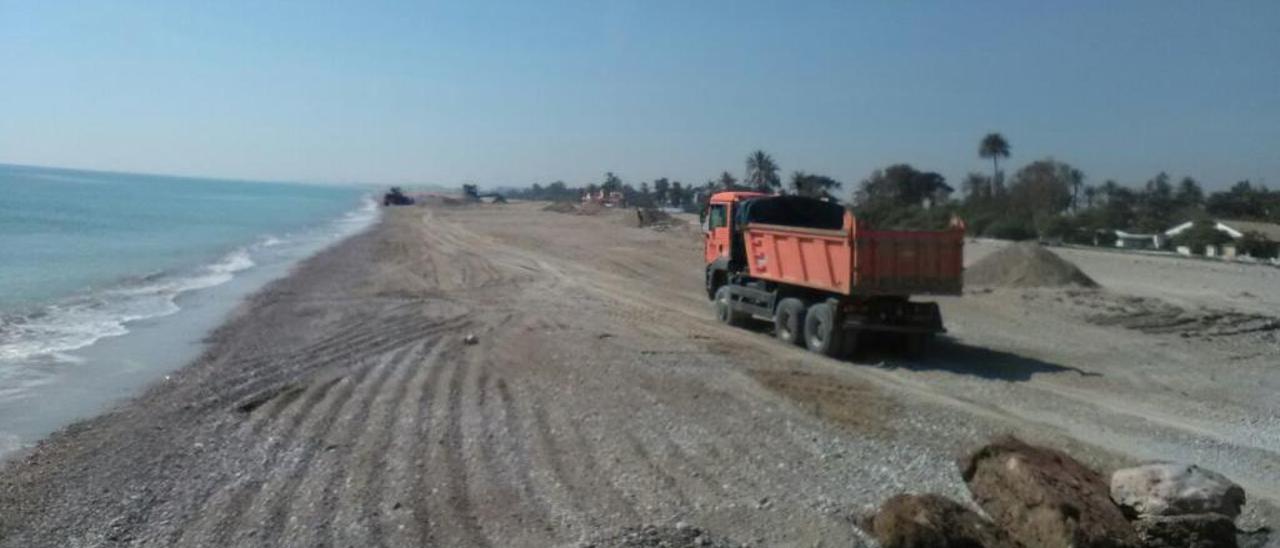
xmin=702 ymin=191 xmax=964 ymax=356
xmin=382 ymin=187 xmax=414 ymax=206
xmin=463 ymin=184 xmax=508 ymax=204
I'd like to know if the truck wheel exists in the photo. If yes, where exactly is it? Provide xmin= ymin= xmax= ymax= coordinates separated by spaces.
xmin=714 ymin=286 xmax=749 ymax=327
xmin=803 ymin=302 xmax=844 ymax=357
xmin=774 ymin=298 xmax=807 ymax=346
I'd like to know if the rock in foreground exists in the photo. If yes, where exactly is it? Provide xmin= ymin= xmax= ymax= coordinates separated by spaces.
xmin=1131 ymin=513 xmax=1238 ymax=548
xmin=866 ymin=493 xmax=1018 ymax=548
xmin=1111 ymin=462 xmax=1246 ymax=519
xmin=962 ymin=436 xmax=1138 ymax=547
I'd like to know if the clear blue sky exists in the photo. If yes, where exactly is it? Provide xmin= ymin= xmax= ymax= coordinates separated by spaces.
xmin=3 ymin=1 xmax=1277 ymax=191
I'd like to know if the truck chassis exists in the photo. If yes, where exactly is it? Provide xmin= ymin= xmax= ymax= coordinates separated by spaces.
xmin=709 ymin=272 xmax=944 ymax=358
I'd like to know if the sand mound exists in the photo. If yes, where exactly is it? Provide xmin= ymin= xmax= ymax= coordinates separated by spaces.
xmin=965 ymin=243 xmax=1098 ymax=288
xmin=542 ymin=201 xmax=608 ymax=215
xmin=625 ymin=208 xmax=687 ymax=231
xmin=542 ymin=202 xmax=579 ymax=213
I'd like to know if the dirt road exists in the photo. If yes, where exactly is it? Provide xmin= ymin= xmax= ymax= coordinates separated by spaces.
xmin=1 ymin=202 xmax=1276 ymax=546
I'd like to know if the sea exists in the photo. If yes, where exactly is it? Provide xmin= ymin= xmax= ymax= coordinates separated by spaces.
xmin=0 ymin=164 xmax=378 ymax=459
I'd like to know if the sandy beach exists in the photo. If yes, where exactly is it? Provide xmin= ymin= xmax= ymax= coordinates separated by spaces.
xmin=2 ymin=201 xmax=1277 ymax=547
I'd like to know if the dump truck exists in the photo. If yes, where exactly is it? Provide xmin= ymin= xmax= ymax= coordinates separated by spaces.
xmin=702 ymin=191 xmax=964 ymax=357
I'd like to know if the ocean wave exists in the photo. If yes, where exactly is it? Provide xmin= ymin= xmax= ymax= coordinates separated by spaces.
xmin=0 ymin=247 xmax=255 ymax=362
xmin=0 ymin=195 xmax=377 ymax=364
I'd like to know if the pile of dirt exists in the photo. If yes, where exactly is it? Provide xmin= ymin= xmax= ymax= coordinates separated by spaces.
xmin=965 ymin=242 xmax=1099 ymax=288
xmin=626 ymin=208 xmax=688 ymax=231
xmin=419 ymin=194 xmax=465 ymax=206
xmin=578 ymin=525 xmax=742 ymax=548
xmin=542 ymin=201 xmax=607 ymax=216
xmin=542 ymin=202 xmax=578 ymax=213
xmin=635 ymin=208 xmax=672 ymax=227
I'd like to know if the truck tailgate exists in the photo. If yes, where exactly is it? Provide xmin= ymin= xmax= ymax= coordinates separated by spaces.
xmin=852 ymin=229 xmax=963 ymax=295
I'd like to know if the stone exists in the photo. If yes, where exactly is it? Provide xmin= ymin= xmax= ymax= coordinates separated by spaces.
xmin=1111 ymin=462 xmax=1246 ymax=519
xmin=961 ymin=436 xmax=1139 ymax=547
xmin=865 ymin=493 xmax=1018 ymax=548
xmin=1131 ymin=513 xmax=1238 ymax=548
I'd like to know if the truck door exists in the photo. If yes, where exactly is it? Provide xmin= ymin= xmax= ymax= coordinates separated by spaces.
xmin=703 ymin=203 xmax=730 ymax=264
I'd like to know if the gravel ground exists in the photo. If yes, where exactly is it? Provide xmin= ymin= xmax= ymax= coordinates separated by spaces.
xmin=0 ymin=203 xmax=1276 ymax=546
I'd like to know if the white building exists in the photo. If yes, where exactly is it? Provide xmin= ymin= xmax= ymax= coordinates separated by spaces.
xmin=1114 ymin=230 xmax=1166 ymax=250
xmin=1165 ymin=219 xmax=1280 ymax=241
xmin=1164 ymin=219 xmax=1280 ymax=258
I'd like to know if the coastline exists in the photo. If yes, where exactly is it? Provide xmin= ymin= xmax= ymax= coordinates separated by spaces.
xmin=0 ymin=206 xmax=424 ymax=546
xmin=0 ymin=196 xmax=378 ymax=461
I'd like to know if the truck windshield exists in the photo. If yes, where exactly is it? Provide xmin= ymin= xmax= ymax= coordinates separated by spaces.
xmin=707 ymin=204 xmax=727 ymax=229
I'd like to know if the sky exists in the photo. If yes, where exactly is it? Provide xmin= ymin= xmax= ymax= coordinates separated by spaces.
xmin=2 ymin=1 xmax=1278 ymax=192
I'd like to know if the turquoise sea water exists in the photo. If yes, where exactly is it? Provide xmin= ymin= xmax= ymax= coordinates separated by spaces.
xmin=0 ymin=164 xmax=376 ymax=453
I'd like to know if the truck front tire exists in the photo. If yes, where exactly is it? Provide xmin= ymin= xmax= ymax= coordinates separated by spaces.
xmin=714 ymin=286 xmax=749 ymax=327
xmin=774 ymin=298 xmax=806 ymax=346
xmin=803 ymin=302 xmax=844 ymax=357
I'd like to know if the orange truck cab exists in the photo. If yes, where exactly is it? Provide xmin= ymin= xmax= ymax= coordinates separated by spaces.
xmin=701 ymin=191 xmax=965 ymax=357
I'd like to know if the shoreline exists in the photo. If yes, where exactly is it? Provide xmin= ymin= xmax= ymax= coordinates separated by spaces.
xmin=0 ymin=196 xmax=378 ymax=462
xmin=0 ymin=207 xmax=399 ymax=544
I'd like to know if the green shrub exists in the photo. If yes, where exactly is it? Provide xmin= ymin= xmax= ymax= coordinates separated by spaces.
xmin=983 ymin=219 xmax=1036 ymax=241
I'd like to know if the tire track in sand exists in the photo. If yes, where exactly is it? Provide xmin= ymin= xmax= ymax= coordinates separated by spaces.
xmin=177 ymin=361 xmax=354 ymax=546
xmin=272 ymin=340 xmax=432 ymax=545
xmin=372 ymin=338 xmax=452 ymax=546
xmin=230 ymin=344 xmax=415 ymax=543
xmin=325 ymin=339 xmax=432 ymax=546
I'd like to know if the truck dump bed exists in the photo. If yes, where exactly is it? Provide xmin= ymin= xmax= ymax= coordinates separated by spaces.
xmin=742 ymin=213 xmax=964 ymax=297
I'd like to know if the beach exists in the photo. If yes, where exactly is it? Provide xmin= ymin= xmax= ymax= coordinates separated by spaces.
xmin=1 ymin=202 xmax=1277 ymax=546
xmin=0 ymin=165 xmax=374 ymax=459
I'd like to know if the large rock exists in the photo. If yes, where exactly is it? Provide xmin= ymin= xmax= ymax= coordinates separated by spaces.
xmin=1131 ymin=513 xmax=1238 ymax=548
xmin=1111 ymin=462 xmax=1246 ymax=519
xmin=865 ymin=493 xmax=1018 ymax=548
xmin=961 ymin=436 xmax=1139 ymax=548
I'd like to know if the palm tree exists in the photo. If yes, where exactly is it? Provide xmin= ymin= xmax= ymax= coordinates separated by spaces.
xmin=1068 ymin=167 xmax=1085 ymax=212
xmin=718 ymin=171 xmax=737 ymax=190
xmin=1100 ymin=180 xmax=1119 ymax=202
xmin=979 ymin=133 xmax=1010 ymax=185
xmin=745 ymin=150 xmax=781 ymax=192
xmin=789 ymin=171 xmax=842 ymax=198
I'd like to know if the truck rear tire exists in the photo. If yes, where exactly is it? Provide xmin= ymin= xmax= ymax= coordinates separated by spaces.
xmin=714 ymin=286 xmax=749 ymax=327
xmin=803 ymin=302 xmax=844 ymax=357
xmin=774 ymin=298 xmax=806 ymax=346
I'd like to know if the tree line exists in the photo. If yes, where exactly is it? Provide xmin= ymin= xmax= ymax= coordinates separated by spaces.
xmin=505 ymin=149 xmax=843 ymax=212
xmin=850 ymin=133 xmax=1279 ymax=258
xmin=505 ymin=136 xmax=1279 ymax=258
